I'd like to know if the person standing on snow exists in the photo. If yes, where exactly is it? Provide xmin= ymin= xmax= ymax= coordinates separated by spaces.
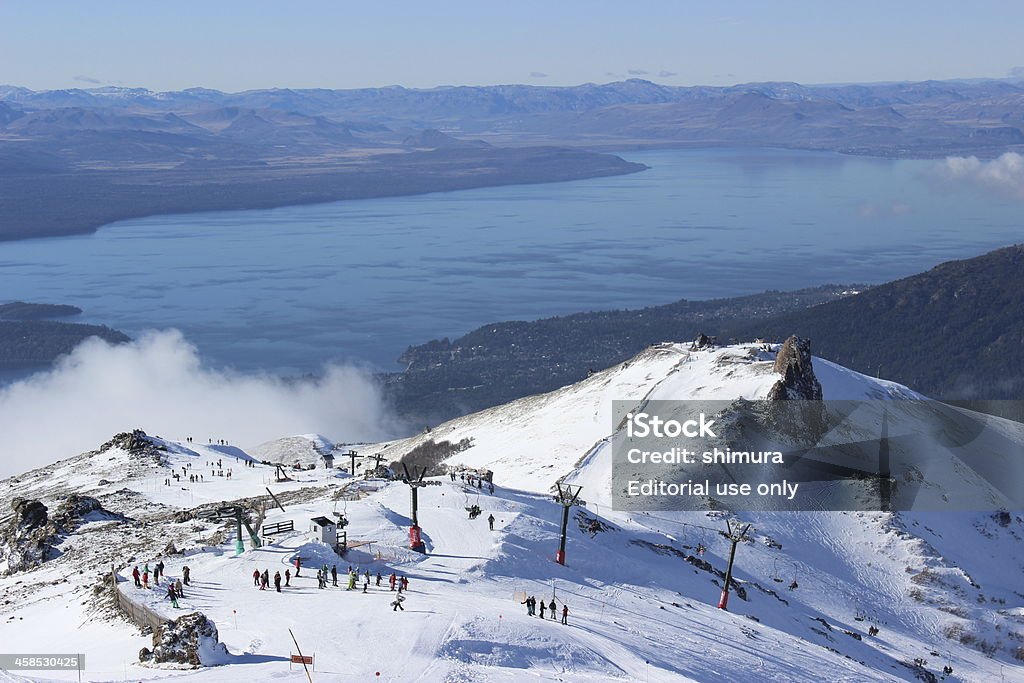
xmin=174 ymin=578 xmax=184 ymax=599
xmin=132 ymin=565 xmax=141 ymax=588
xmin=285 ymin=569 xmax=291 ymax=587
xmin=375 ymin=572 xmax=382 ymax=587
xmin=331 ymin=565 xmax=338 ymax=587
xmin=488 ymin=514 xmax=495 ymax=531
xmin=561 ymin=604 xmax=569 ymax=625
xmin=348 ymin=570 xmax=357 ymax=591
xmin=182 ymin=565 xmax=190 ymax=586
xmin=389 ymin=573 xmax=397 ymax=591
xmin=167 ymin=583 xmax=179 ymax=609
xmin=401 ymin=575 xmax=409 ymax=591
xmin=274 ymin=571 xmax=282 ymax=592
xmin=539 ymin=600 xmax=546 ymax=619
xmin=549 ymin=599 xmax=557 ymax=620
xmin=142 ymin=565 xmax=150 ymax=589
xmin=294 ymin=557 xmax=301 ymax=576
xmin=253 ymin=569 xmax=261 ymax=587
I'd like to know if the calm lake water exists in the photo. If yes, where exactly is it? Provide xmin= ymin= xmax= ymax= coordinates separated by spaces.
xmin=1 ymin=148 xmax=1021 ymax=374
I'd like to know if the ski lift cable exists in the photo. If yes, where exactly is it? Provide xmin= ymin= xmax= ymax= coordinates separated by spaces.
xmin=634 ymin=512 xmax=730 ymax=535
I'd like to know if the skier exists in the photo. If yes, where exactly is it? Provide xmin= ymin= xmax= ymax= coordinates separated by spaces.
xmin=364 ymin=569 xmax=370 ymax=583
xmin=274 ymin=571 xmax=282 ymax=592
xmin=400 ymin=575 xmax=409 ymax=591
xmin=253 ymin=569 xmax=261 ymax=587
xmin=561 ymin=604 xmax=569 ymax=625
xmin=549 ymin=599 xmax=556 ymax=620
xmin=331 ymin=565 xmax=338 ymax=587
xmin=132 ymin=565 xmax=141 ymax=588
xmin=167 ymin=583 xmax=179 ymax=609
xmin=294 ymin=557 xmax=301 ymax=576
xmin=391 ymin=594 xmax=406 ymax=611
xmin=521 ymin=595 xmax=531 ymax=616
xmin=347 ymin=570 xmax=357 ymax=591
xmin=389 ymin=573 xmax=397 ymax=591
xmin=375 ymin=572 xmax=382 ymax=587
xmin=539 ymin=600 xmax=546 ymax=619
xmin=488 ymin=514 xmax=495 ymax=531
xmin=182 ymin=565 xmax=190 ymax=586
xmin=261 ymin=569 xmax=270 ymax=590
xmin=285 ymin=569 xmax=291 ymax=587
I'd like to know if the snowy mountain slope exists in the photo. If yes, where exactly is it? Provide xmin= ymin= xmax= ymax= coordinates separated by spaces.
xmin=366 ymin=342 xmax=924 ymax=500
xmin=0 ymin=341 xmax=1021 ymax=682
xmin=250 ymin=434 xmax=335 ymax=469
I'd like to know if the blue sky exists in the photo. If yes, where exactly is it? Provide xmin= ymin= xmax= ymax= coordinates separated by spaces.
xmin=2 ymin=1 xmax=1022 ymax=91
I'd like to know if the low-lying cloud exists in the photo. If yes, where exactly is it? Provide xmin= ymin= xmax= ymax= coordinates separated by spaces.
xmin=0 ymin=330 xmax=396 ymax=478
xmin=936 ymin=152 xmax=1024 ymax=199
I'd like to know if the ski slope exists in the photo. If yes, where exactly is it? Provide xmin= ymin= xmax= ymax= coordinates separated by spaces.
xmin=0 ymin=342 xmax=1021 ymax=682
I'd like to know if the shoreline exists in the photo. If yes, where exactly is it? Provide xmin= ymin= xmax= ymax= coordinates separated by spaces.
xmin=0 ymin=148 xmax=646 ymax=244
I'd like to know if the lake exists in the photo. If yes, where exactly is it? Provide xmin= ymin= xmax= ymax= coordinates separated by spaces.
xmin=1 ymin=147 xmax=1020 ymax=374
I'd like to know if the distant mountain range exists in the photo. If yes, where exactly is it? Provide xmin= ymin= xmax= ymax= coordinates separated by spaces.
xmin=387 ymin=246 xmax=1024 ymax=422
xmin=4 ymin=77 xmax=1023 ymax=156
xmin=2 ymin=77 xmax=1023 ymax=241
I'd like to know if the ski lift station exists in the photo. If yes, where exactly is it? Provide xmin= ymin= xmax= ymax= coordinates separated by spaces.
xmin=321 ymin=452 xmax=335 ymax=469
xmin=309 ymin=515 xmax=337 ymax=545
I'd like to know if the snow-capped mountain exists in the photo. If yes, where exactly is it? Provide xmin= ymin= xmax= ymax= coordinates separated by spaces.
xmin=0 ymin=340 xmax=1021 ymax=682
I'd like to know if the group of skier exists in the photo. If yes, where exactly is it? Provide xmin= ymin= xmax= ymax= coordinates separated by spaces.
xmin=130 ymin=560 xmax=190 ymax=609
xmin=522 ymin=595 xmax=569 ymax=625
xmin=253 ymin=568 xmax=289 ymax=592
xmin=449 ymin=469 xmax=496 ymax=494
xmin=130 ymin=559 xmax=165 ymax=589
xmin=283 ymin=558 xmax=411 ymax=603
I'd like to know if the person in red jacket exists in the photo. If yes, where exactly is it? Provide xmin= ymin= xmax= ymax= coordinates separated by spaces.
xmin=252 ymin=569 xmax=260 ymax=587
xmin=294 ymin=557 xmax=301 ymax=576
xmin=132 ymin=565 xmax=141 ymax=588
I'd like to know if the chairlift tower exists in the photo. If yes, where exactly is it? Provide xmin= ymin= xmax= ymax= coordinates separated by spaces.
xmin=554 ymin=483 xmax=583 ymax=565
xmin=717 ymin=519 xmax=751 ymax=610
xmin=342 ymin=449 xmax=363 ymax=476
xmin=204 ymin=505 xmax=262 ymax=555
xmin=401 ymin=463 xmax=440 ymax=552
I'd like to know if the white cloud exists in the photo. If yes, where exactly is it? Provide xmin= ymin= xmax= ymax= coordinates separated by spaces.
xmin=0 ymin=330 xmax=395 ymax=478
xmin=937 ymin=152 xmax=1024 ymax=199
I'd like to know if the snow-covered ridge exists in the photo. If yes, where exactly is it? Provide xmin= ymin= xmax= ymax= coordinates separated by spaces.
xmin=365 ymin=341 xmax=924 ymax=497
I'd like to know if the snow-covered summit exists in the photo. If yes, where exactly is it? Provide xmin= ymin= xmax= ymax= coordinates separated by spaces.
xmin=367 ymin=341 xmax=924 ymax=496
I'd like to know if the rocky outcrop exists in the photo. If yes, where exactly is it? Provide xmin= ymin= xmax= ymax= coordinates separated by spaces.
xmin=690 ymin=333 xmax=715 ymax=350
xmin=100 ymin=429 xmax=164 ymax=457
xmin=0 ymin=494 xmax=122 ymax=575
xmin=139 ymin=612 xmax=229 ymax=667
xmin=767 ymin=336 xmax=823 ymax=401
xmin=0 ymin=498 xmax=53 ymax=574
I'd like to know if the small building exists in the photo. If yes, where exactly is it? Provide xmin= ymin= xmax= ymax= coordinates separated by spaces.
xmin=310 ymin=516 xmax=337 ymax=545
xmin=321 ymin=452 xmax=335 ymax=469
